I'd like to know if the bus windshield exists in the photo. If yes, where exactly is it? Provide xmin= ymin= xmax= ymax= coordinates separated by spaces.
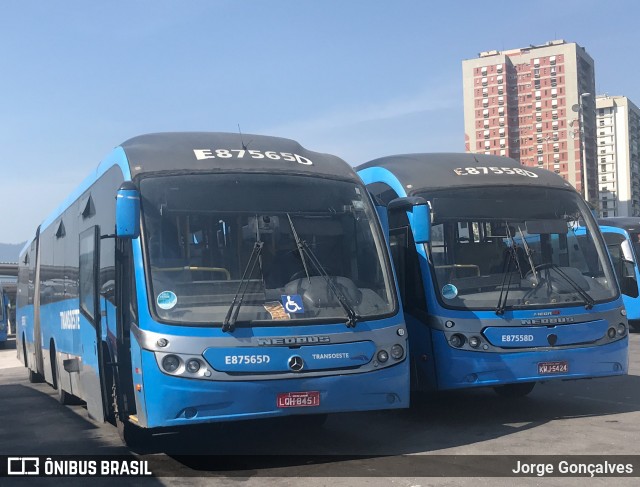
xmin=422 ymin=186 xmax=618 ymax=311
xmin=140 ymin=173 xmax=395 ymax=325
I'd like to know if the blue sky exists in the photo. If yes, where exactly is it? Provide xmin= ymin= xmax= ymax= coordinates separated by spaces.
xmin=2 ymin=0 xmax=639 ymax=243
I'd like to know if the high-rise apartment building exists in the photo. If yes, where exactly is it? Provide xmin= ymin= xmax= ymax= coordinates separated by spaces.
xmin=596 ymin=95 xmax=640 ymax=217
xmin=462 ymin=40 xmax=598 ymax=205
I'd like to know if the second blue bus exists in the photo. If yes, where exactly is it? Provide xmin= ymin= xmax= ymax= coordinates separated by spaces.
xmin=358 ymin=153 xmax=629 ymax=397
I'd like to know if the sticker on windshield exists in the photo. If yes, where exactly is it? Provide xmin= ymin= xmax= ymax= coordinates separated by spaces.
xmin=281 ymin=294 xmax=305 ymax=314
xmin=441 ymin=284 xmax=458 ymax=300
xmin=264 ymin=302 xmax=290 ymax=320
xmin=157 ymin=291 xmax=178 ymax=310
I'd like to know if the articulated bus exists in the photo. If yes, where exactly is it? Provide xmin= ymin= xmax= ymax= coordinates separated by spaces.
xmin=358 ymin=153 xmax=629 ymax=397
xmin=597 ymin=217 xmax=640 ymax=331
xmin=16 ymin=132 xmax=408 ymax=444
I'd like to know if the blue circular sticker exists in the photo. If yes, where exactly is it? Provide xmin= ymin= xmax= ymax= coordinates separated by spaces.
xmin=441 ymin=284 xmax=458 ymax=300
xmin=157 ymin=291 xmax=177 ymax=310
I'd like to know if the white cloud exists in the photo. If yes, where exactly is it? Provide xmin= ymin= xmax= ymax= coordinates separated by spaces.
xmin=262 ymin=86 xmax=460 ymax=138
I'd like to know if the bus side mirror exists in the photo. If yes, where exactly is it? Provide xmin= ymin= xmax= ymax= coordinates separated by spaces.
xmin=116 ymin=183 xmax=140 ymax=239
xmin=412 ymin=204 xmax=431 ymax=244
xmin=388 ymin=196 xmax=431 ymax=244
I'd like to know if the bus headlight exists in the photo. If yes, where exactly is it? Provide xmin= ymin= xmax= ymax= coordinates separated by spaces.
xmin=186 ymin=359 xmax=201 ymax=373
xmin=450 ymin=334 xmax=466 ymax=348
xmin=162 ymin=355 xmax=181 ymax=373
xmin=607 ymin=328 xmax=617 ymax=339
xmin=617 ymin=323 xmax=627 ymax=336
xmin=469 ymin=336 xmax=481 ymax=348
xmin=390 ymin=344 xmax=404 ymax=360
xmin=377 ymin=350 xmax=389 ymax=363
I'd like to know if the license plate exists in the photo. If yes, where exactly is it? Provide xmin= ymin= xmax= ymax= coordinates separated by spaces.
xmin=277 ymin=391 xmax=320 ymax=408
xmin=538 ymin=361 xmax=568 ymax=375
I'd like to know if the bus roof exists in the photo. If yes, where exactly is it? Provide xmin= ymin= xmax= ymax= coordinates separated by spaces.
xmin=598 ymin=217 xmax=640 ymax=232
xmin=357 ymin=153 xmax=575 ymax=195
xmin=26 ymin=133 xmax=358 ymax=250
xmin=121 ymin=132 xmax=358 ymax=182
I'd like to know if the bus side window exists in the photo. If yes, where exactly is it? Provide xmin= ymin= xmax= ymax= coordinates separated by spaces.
xmin=79 ymin=226 xmax=100 ymax=324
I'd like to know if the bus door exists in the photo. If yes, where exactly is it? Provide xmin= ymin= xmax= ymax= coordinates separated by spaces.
xmin=98 ymin=231 xmax=117 ymax=421
xmin=32 ymin=228 xmax=45 ymax=376
xmin=78 ymin=226 xmax=106 ymax=421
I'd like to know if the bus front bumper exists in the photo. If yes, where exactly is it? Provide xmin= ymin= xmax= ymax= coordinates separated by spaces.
xmin=137 ymin=349 xmax=409 ymax=429
xmin=431 ymin=330 xmax=628 ymax=391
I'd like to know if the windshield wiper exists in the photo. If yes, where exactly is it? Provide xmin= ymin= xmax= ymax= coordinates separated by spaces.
xmin=287 ymin=216 xmax=359 ymax=327
xmin=517 ymin=225 xmax=539 ymax=285
xmin=496 ymin=244 xmax=517 ymax=315
xmin=286 ymin=213 xmax=311 ymax=283
xmin=222 ymin=241 xmax=263 ymax=332
xmin=496 ymin=224 xmax=523 ymax=315
xmin=538 ymin=263 xmax=595 ymax=309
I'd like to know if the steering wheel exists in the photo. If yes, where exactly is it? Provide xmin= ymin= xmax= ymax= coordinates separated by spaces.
xmin=524 ymin=262 xmax=556 ymax=280
xmin=288 ymin=268 xmax=337 ymax=282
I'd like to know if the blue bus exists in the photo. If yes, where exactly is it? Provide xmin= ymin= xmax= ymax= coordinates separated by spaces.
xmin=16 ymin=132 xmax=409 ymax=444
xmin=597 ymin=217 xmax=640 ymax=331
xmin=358 ymin=153 xmax=629 ymax=397
xmin=0 ymin=285 xmax=8 ymax=348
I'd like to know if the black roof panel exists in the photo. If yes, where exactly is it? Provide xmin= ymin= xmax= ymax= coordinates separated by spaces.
xmin=120 ymin=132 xmax=358 ymax=182
xmin=357 ymin=153 xmax=575 ymax=195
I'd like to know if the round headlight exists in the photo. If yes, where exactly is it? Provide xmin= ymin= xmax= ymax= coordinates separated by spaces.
xmin=450 ymin=334 xmax=466 ymax=348
xmin=617 ymin=323 xmax=627 ymax=336
xmin=186 ymin=359 xmax=201 ymax=373
xmin=607 ymin=328 xmax=617 ymax=339
xmin=469 ymin=336 xmax=481 ymax=348
xmin=377 ymin=350 xmax=389 ymax=363
xmin=162 ymin=354 xmax=181 ymax=373
xmin=390 ymin=344 xmax=404 ymax=360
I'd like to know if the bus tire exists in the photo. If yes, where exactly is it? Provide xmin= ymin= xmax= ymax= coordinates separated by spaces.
xmin=25 ymin=339 xmax=45 ymax=383
xmin=493 ymin=382 xmax=536 ymax=398
xmin=28 ymin=368 xmax=44 ymax=383
xmin=0 ymin=341 xmax=5 ymax=349
xmin=55 ymin=356 xmax=75 ymax=405
xmin=117 ymin=419 xmax=151 ymax=450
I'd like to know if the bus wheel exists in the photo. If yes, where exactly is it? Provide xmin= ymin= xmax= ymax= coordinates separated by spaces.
xmin=493 ymin=382 xmax=536 ymax=398
xmin=0 ymin=341 xmax=6 ymax=349
xmin=28 ymin=368 xmax=44 ymax=383
xmin=117 ymin=419 xmax=151 ymax=450
xmin=55 ymin=358 xmax=75 ymax=405
xmin=25 ymin=343 xmax=45 ymax=384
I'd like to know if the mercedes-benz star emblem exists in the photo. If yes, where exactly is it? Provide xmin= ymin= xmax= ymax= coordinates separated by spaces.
xmin=288 ymin=355 xmax=304 ymax=372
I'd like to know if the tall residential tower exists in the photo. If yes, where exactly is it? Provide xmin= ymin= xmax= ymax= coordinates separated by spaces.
xmin=462 ymin=40 xmax=597 ymax=205
xmin=596 ymin=95 xmax=640 ymax=217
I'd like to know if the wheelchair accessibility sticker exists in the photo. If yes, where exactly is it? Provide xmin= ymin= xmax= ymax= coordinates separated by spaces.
xmin=281 ymin=294 xmax=305 ymax=314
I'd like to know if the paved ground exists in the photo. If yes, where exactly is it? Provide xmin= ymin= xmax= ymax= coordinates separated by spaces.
xmin=0 ymin=333 xmax=638 ymax=486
